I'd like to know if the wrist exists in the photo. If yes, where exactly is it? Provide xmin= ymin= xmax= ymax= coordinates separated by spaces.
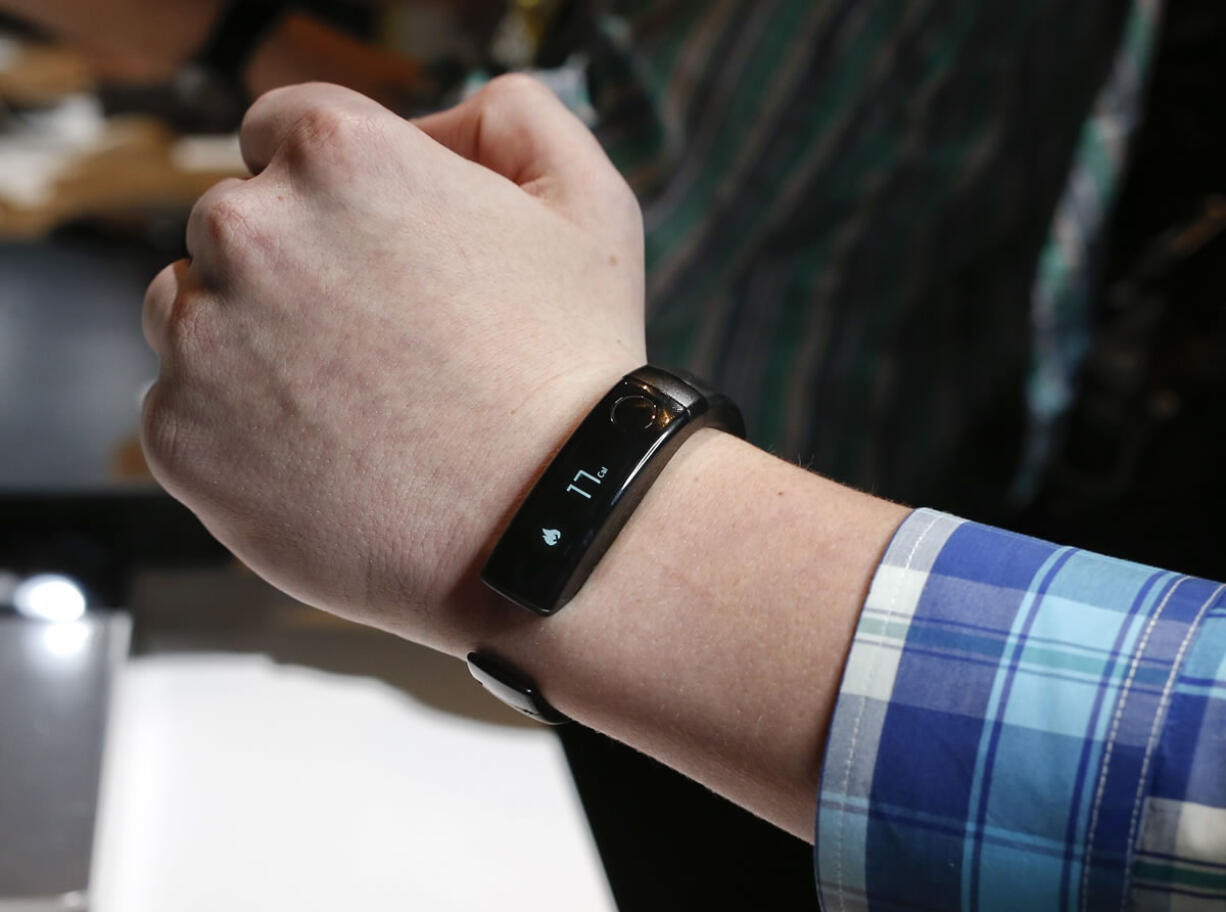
xmin=467 ymin=428 xmax=740 ymax=689
xmin=479 ymin=364 xmax=741 ymax=618
xmin=486 ymin=429 xmax=756 ymax=698
xmin=476 ymin=429 xmax=908 ymax=838
xmin=415 ymin=357 xmax=643 ymax=657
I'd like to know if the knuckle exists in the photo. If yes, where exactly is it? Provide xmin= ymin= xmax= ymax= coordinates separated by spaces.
xmin=282 ymin=104 xmax=380 ymax=174
xmin=149 ymin=278 xmax=214 ymax=362
xmin=140 ymin=383 xmax=186 ymax=477
xmin=163 ymin=289 xmax=206 ymax=354
xmin=143 ymin=262 xmax=176 ymax=316
xmin=292 ymin=104 xmax=349 ymax=147
xmin=195 ymin=189 xmax=259 ymax=255
xmin=607 ymin=175 xmax=644 ymax=241
xmin=484 ymin=72 xmax=546 ymax=100
xmin=612 ymin=176 xmax=641 ymax=221
xmin=142 ymin=265 xmax=175 ymax=346
xmin=252 ymin=82 xmax=302 ymax=112
xmin=479 ymin=73 xmax=549 ymax=112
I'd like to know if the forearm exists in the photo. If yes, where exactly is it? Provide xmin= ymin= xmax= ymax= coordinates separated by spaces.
xmin=480 ymin=430 xmax=909 ymax=841
xmin=141 ymin=74 xmax=903 ymax=848
xmin=141 ymin=77 xmax=1226 ymax=903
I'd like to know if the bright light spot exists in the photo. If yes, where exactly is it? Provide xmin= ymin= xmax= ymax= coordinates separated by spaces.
xmin=13 ymin=573 xmax=87 ymax=623
xmin=42 ymin=620 xmax=92 ymax=657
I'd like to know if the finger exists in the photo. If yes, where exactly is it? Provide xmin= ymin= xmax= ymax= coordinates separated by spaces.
xmin=185 ymin=177 xmax=248 ymax=277
xmin=239 ymin=81 xmax=392 ymax=176
xmin=142 ymin=259 xmax=191 ymax=355
xmin=413 ymin=74 xmax=627 ymax=228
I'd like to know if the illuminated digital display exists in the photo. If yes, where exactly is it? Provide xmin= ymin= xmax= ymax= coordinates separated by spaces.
xmin=481 ymin=378 xmax=689 ymax=615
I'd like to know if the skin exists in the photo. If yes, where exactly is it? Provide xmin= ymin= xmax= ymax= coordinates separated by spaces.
xmin=142 ymin=77 xmax=908 ymax=841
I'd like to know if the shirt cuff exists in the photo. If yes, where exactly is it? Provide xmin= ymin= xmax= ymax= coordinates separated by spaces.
xmin=814 ymin=508 xmax=1226 ymax=910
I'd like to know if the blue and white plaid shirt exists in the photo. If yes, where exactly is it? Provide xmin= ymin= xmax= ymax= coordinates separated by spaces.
xmin=817 ymin=509 xmax=1226 ymax=909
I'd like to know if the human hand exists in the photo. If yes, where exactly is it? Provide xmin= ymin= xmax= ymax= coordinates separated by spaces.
xmin=141 ymin=77 xmax=645 ymax=654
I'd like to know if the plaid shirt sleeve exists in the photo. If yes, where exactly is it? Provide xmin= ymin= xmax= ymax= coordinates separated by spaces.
xmin=815 ymin=509 xmax=1226 ymax=910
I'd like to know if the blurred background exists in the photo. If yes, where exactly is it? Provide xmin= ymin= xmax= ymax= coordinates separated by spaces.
xmin=0 ymin=1 xmax=1221 ymax=910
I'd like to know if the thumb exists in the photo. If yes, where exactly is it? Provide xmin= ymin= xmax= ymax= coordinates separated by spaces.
xmin=414 ymin=74 xmax=634 ymax=235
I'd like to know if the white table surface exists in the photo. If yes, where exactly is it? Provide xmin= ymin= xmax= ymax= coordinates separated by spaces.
xmin=91 ymin=653 xmax=616 ymax=911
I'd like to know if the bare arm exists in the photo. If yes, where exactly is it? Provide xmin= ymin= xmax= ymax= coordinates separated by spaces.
xmin=141 ymin=78 xmax=1226 ymax=905
xmin=140 ymin=77 xmax=904 ymax=842
xmin=489 ymin=430 xmax=906 ymax=838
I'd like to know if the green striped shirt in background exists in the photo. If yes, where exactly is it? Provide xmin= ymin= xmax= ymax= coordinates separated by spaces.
xmin=584 ymin=0 xmax=1154 ymax=522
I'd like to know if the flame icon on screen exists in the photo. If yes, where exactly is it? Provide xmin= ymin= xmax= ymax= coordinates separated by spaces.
xmin=541 ymin=528 xmax=562 ymax=547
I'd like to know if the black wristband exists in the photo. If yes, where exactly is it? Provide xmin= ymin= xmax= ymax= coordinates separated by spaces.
xmin=481 ymin=365 xmax=744 ymax=616
xmin=466 ymin=651 xmax=570 ymax=725
xmin=470 ymin=366 xmax=743 ymax=724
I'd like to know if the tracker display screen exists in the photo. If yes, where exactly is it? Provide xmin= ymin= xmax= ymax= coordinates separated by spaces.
xmin=480 ymin=378 xmax=689 ymax=615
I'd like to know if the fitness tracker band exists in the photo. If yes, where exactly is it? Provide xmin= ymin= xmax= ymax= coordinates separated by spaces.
xmin=466 ymin=652 xmax=570 ymax=725
xmin=468 ymin=365 xmax=744 ymax=723
xmin=480 ymin=365 xmax=744 ymax=615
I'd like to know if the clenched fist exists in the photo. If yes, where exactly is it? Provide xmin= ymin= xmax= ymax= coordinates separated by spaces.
xmin=142 ymin=77 xmax=646 ymax=654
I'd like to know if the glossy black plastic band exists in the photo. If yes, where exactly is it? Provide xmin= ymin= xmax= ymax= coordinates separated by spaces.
xmin=466 ymin=651 xmax=570 ymax=725
xmin=480 ymin=365 xmax=744 ymax=616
